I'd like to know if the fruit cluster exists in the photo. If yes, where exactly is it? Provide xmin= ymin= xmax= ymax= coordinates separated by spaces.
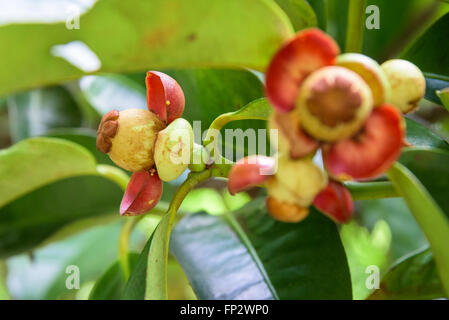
xmin=97 ymin=71 xmax=193 ymax=216
xmin=228 ymin=28 xmax=425 ymax=224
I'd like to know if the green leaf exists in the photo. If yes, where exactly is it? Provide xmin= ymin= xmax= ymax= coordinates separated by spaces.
xmin=437 ymin=88 xmax=449 ymax=112
xmin=424 ymin=73 xmax=449 ymax=105
xmin=360 ymin=198 xmax=427 ymax=261
xmin=273 ymin=0 xmax=317 ymax=31
xmin=163 ymin=69 xmax=267 ymax=130
xmin=0 ymin=175 xmax=123 ymax=258
xmin=387 ymin=159 xmax=449 ymax=296
xmin=6 ymin=86 xmax=82 ymax=143
xmin=6 ymin=221 xmax=123 ymax=299
xmin=0 ymin=0 xmax=293 ymax=96
xmin=170 ymin=198 xmax=352 ymax=299
xmin=122 ymin=233 xmax=154 ymax=299
xmin=405 ymin=118 xmax=449 ymax=151
xmin=79 ymin=75 xmax=147 ymax=115
xmin=89 ymin=253 xmax=140 ymax=300
xmin=46 ymin=128 xmax=116 ymax=165
xmin=306 ymin=0 xmax=327 ymax=30
xmin=0 ymin=137 xmax=97 ymax=208
xmin=370 ymin=247 xmax=446 ymax=300
xmin=402 ymin=12 xmax=449 ymax=78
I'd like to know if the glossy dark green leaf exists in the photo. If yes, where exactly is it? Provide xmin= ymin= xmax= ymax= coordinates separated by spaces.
xmin=402 ymin=12 xmax=449 ymax=77
xmin=162 ymin=69 xmax=265 ymax=131
xmin=405 ymin=118 xmax=449 ymax=151
xmin=0 ymin=175 xmax=123 ymax=258
xmin=171 ymin=198 xmax=352 ymax=299
xmin=89 ymin=253 xmax=140 ymax=300
xmin=0 ymin=0 xmax=293 ymax=96
xmin=424 ymin=74 xmax=449 ymax=105
xmin=122 ymin=234 xmax=154 ymax=300
xmin=274 ymin=0 xmax=317 ymax=31
xmin=370 ymin=247 xmax=446 ymax=300
xmin=6 ymin=86 xmax=82 ymax=143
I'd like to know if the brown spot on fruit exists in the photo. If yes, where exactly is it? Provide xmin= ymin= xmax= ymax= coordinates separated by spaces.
xmin=96 ymin=110 xmax=119 ymax=154
xmin=306 ymin=75 xmax=362 ymax=127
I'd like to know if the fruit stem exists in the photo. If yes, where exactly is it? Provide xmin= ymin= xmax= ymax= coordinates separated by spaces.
xmin=344 ymin=181 xmax=399 ymax=200
xmin=345 ymin=0 xmax=366 ymax=53
xmin=118 ymin=215 xmax=143 ymax=280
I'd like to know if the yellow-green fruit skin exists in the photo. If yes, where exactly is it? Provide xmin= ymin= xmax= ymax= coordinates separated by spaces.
xmin=154 ymin=118 xmax=194 ymax=182
xmin=297 ymin=66 xmax=373 ymax=142
xmin=108 ymin=109 xmax=165 ymax=172
xmin=271 ymin=155 xmax=328 ymax=207
xmin=381 ymin=59 xmax=426 ymax=113
xmin=337 ymin=53 xmax=391 ymax=106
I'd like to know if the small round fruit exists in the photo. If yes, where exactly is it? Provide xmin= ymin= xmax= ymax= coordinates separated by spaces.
xmin=266 ymin=196 xmax=309 ymax=223
xmin=337 ymin=53 xmax=391 ymax=106
xmin=381 ymin=59 xmax=426 ymax=113
xmin=297 ymin=66 xmax=373 ymax=142
xmin=98 ymin=109 xmax=166 ymax=172
xmin=275 ymin=155 xmax=328 ymax=206
xmin=154 ymin=118 xmax=194 ymax=182
xmin=268 ymin=110 xmax=319 ymax=159
xmin=188 ymin=143 xmax=211 ymax=172
xmin=323 ymin=104 xmax=404 ymax=181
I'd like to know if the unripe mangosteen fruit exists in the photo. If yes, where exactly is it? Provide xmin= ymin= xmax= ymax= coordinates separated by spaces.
xmin=97 ymin=109 xmax=166 ymax=172
xmin=274 ymin=154 xmax=328 ymax=206
xmin=297 ymin=66 xmax=374 ymax=142
xmin=337 ymin=53 xmax=391 ymax=107
xmin=381 ymin=59 xmax=426 ymax=114
xmin=154 ymin=118 xmax=194 ymax=182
